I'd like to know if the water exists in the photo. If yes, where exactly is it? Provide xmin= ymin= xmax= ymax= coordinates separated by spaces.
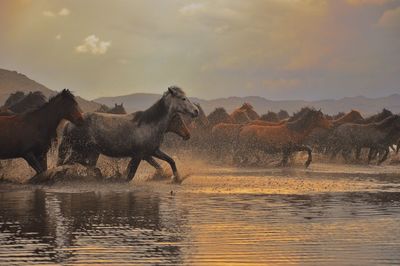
xmin=0 ymin=164 xmax=400 ymax=265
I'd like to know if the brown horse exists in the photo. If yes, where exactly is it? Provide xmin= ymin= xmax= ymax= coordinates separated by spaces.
xmin=235 ymin=109 xmax=330 ymax=167
xmin=0 ymin=89 xmax=83 ymax=176
xmin=207 ymin=107 xmax=234 ymax=128
xmin=230 ymin=103 xmax=259 ymax=124
xmin=331 ymin=110 xmax=364 ymax=126
xmin=146 ymin=114 xmax=191 ymax=174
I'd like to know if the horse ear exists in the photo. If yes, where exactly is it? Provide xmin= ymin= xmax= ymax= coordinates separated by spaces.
xmin=168 ymin=86 xmax=177 ymax=96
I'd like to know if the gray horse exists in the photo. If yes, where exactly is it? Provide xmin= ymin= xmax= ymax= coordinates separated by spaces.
xmin=57 ymin=86 xmax=198 ymax=182
xmin=329 ymin=115 xmax=400 ymax=164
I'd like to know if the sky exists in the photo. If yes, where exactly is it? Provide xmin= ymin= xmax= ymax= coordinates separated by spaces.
xmin=0 ymin=0 xmax=399 ymax=100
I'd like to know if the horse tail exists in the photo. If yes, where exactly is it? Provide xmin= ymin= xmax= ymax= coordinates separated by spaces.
xmin=57 ymin=122 xmax=72 ymax=166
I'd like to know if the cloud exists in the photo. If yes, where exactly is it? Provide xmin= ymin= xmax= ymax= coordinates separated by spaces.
xmin=377 ymin=6 xmax=400 ymax=28
xmin=179 ymin=3 xmax=206 ymax=16
xmin=42 ymin=10 xmax=55 ymax=17
xmin=75 ymin=35 xmax=111 ymax=55
xmin=55 ymin=34 xmax=61 ymax=40
xmin=58 ymin=8 xmax=70 ymax=16
xmin=346 ymin=0 xmax=392 ymax=6
xmin=43 ymin=8 xmax=70 ymax=17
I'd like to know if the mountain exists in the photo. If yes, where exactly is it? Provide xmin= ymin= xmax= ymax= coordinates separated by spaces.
xmin=0 ymin=69 xmax=100 ymax=112
xmin=95 ymin=92 xmax=400 ymax=116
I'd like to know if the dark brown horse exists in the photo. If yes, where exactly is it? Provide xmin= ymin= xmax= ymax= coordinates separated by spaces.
xmin=0 ymin=89 xmax=83 ymax=177
xmin=96 ymin=103 xmax=127 ymax=114
xmin=363 ymin=108 xmax=392 ymax=124
xmin=260 ymin=111 xmax=279 ymax=122
xmin=236 ymin=109 xmax=331 ymax=167
xmin=0 ymin=91 xmax=47 ymax=116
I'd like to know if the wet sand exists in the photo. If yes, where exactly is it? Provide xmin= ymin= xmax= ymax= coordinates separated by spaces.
xmin=0 ymin=162 xmax=399 ymax=265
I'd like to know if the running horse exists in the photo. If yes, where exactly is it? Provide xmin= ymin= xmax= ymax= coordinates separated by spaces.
xmin=0 ymin=89 xmax=83 ymax=177
xmin=235 ymin=109 xmax=331 ymax=168
xmin=57 ymin=86 xmax=198 ymax=183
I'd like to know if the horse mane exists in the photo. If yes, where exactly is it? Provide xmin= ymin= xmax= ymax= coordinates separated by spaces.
xmin=239 ymin=102 xmax=253 ymax=111
xmin=134 ymin=95 xmax=168 ymax=125
xmin=333 ymin=109 xmax=363 ymax=125
xmin=27 ymin=89 xmax=76 ymax=116
xmin=288 ymin=106 xmax=312 ymax=122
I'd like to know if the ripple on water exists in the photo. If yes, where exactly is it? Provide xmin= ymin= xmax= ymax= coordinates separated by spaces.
xmin=0 ymin=168 xmax=399 ymax=265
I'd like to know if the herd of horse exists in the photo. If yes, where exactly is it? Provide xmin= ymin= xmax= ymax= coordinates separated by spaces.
xmin=0 ymin=87 xmax=399 ymax=183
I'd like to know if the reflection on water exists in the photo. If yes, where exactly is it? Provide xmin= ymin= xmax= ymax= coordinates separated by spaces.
xmin=0 ymin=173 xmax=400 ymax=265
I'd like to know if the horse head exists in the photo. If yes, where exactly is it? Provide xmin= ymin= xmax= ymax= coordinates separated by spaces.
xmin=56 ymin=89 xmax=84 ymax=126
xmin=164 ymin=86 xmax=199 ymax=118
xmin=168 ymin=114 xmax=191 ymax=140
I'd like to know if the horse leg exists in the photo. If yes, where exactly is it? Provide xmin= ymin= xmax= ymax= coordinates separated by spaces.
xmin=278 ymin=148 xmax=290 ymax=167
xmin=294 ymin=145 xmax=312 ymax=168
xmin=367 ymin=148 xmax=374 ymax=164
xmin=153 ymin=149 xmax=180 ymax=183
xmin=355 ymin=147 xmax=361 ymax=162
xmin=86 ymin=151 xmax=100 ymax=167
xmin=126 ymin=157 xmax=141 ymax=181
xmin=396 ymin=139 xmax=400 ymax=154
xmin=145 ymin=157 xmax=163 ymax=172
xmin=36 ymin=151 xmax=48 ymax=172
xmin=377 ymin=146 xmax=390 ymax=165
xmin=23 ymin=152 xmax=44 ymax=175
xmin=341 ymin=148 xmax=351 ymax=163
xmin=57 ymin=137 xmax=70 ymax=166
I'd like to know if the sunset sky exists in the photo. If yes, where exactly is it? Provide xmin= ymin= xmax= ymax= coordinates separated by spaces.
xmin=0 ymin=0 xmax=399 ymax=100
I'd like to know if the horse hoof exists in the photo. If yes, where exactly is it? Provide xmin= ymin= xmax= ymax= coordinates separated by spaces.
xmin=170 ymin=175 xmax=182 ymax=184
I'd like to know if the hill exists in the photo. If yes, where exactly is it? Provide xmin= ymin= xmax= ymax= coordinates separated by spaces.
xmin=0 ymin=69 xmax=100 ymax=112
xmin=95 ymin=92 xmax=400 ymax=116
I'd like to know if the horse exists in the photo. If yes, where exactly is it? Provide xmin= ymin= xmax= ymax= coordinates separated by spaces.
xmin=309 ymin=110 xmax=363 ymax=153
xmin=277 ymin=110 xmax=290 ymax=120
xmin=108 ymin=103 xmax=127 ymax=114
xmin=331 ymin=110 xmax=364 ymax=126
xmin=363 ymin=108 xmax=392 ymax=124
xmin=0 ymin=89 xmax=83 ymax=177
xmin=329 ymin=115 xmax=400 ymax=164
xmin=207 ymin=107 xmax=234 ymax=128
xmin=3 ymin=91 xmax=25 ymax=107
xmin=230 ymin=103 xmax=258 ymax=124
xmin=6 ymin=91 xmax=47 ymax=114
xmin=140 ymin=113 xmax=192 ymax=176
xmin=211 ymin=123 xmax=243 ymax=158
xmin=260 ymin=111 xmax=280 ymax=122
xmin=235 ymin=109 xmax=331 ymax=168
xmin=57 ymin=86 xmax=199 ymax=183
xmin=240 ymin=103 xmax=260 ymax=120
xmin=96 ymin=103 xmax=127 ymax=114
xmin=180 ymin=103 xmax=210 ymax=152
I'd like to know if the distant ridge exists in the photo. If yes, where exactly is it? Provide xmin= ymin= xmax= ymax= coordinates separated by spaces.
xmin=0 ymin=68 xmax=101 ymax=112
xmin=95 ymin=92 xmax=400 ymax=116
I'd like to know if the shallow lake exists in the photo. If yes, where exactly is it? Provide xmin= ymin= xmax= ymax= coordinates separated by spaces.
xmin=0 ymin=164 xmax=400 ymax=265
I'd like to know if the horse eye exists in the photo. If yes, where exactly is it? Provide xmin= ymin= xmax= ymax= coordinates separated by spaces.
xmin=182 ymin=97 xmax=186 ymax=101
